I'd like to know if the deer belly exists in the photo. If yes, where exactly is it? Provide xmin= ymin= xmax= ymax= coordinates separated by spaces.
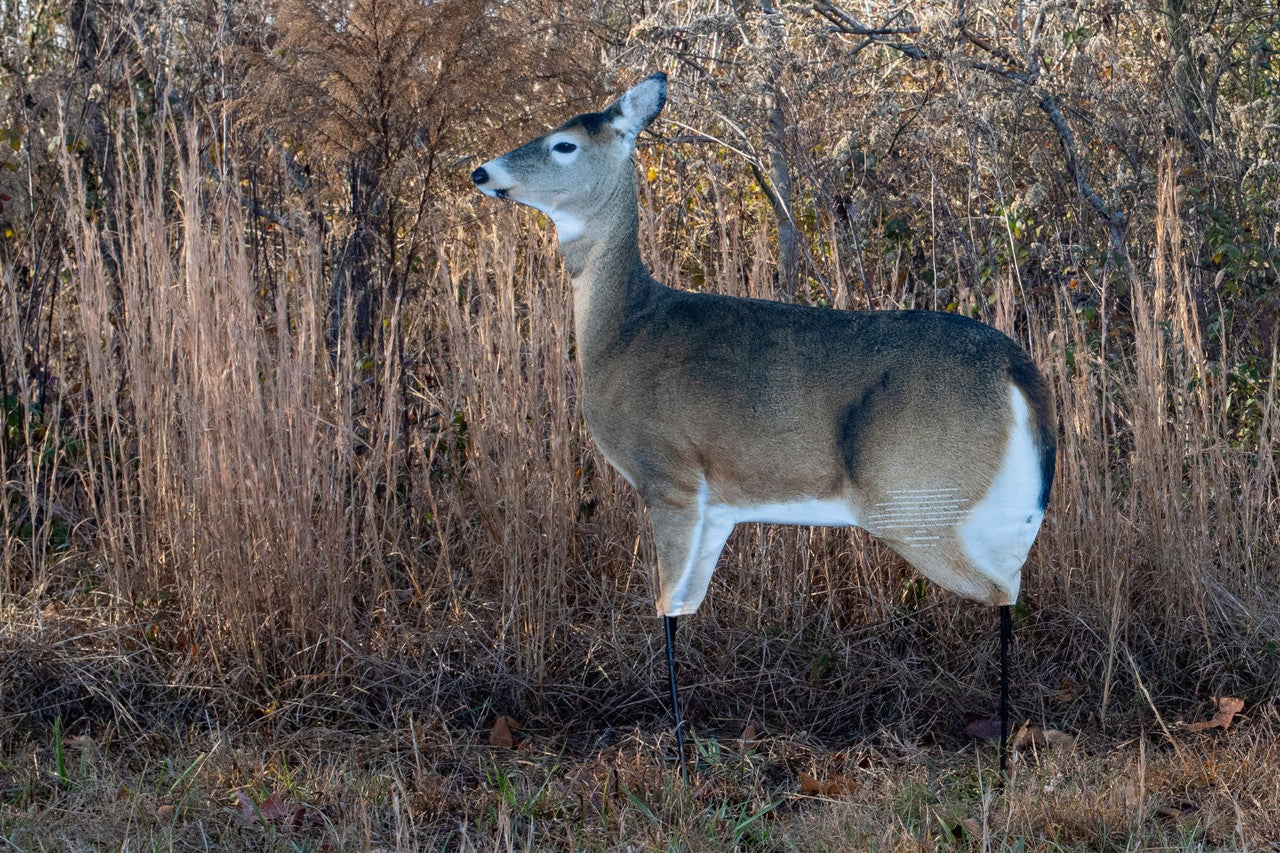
xmin=711 ymin=498 xmax=859 ymax=528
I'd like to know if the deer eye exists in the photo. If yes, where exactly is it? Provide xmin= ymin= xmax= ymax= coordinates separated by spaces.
xmin=552 ymin=141 xmax=577 ymax=154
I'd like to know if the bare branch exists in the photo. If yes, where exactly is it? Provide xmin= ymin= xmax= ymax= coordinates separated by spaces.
xmin=968 ymin=61 xmax=1034 ymax=84
xmin=1036 ymin=91 xmax=1128 ymax=255
xmin=812 ymin=2 xmax=919 ymax=37
xmin=956 ymin=22 xmax=1025 ymax=72
xmin=812 ymin=2 xmax=927 ymax=59
xmin=745 ymin=159 xmax=836 ymax=304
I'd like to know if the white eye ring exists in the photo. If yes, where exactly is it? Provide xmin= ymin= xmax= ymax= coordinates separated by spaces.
xmin=552 ymin=141 xmax=577 ymax=154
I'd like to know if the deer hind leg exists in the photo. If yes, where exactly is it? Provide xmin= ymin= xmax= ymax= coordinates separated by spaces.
xmin=957 ymin=387 xmax=1045 ymax=602
xmin=862 ymin=387 xmax=1045 ymax=605
xmin=648 ymin=484 xmax=735 ymax=618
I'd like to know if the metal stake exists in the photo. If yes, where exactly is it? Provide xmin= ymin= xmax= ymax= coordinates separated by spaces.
xmin=999 ymin=604 xmax=1012 ymax=778
xmin=664 ymin=615 xmax=688 ymax=782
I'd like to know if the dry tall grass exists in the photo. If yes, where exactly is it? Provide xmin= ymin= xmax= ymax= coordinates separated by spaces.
xmin=2 ymin=106 xmax=1276 ymax=748
xmin=1 ymin=2 xmax=1277 ymax=846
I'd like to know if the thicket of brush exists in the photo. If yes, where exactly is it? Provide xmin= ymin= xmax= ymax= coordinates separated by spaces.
xmin=1 ymin=0 xmax=1278 ymax=743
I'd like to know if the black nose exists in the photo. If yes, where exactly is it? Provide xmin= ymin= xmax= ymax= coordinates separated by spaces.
xmin=471 ymin=166 xmax=489 ymax=185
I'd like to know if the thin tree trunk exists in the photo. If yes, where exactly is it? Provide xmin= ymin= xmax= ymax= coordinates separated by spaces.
xmin=760 ymin=0 xmax=798 ymax=296
xmin=1163 ymin=0 xmax=1208 ymax=150
xmin=328 ymin=161 xmax=379 ymax=351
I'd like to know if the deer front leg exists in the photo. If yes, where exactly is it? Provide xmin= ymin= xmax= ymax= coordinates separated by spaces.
xmin=648 ymin=493 xmax=735 ymax=618
xmin=647 ymin=491 xmax=734 ymax=779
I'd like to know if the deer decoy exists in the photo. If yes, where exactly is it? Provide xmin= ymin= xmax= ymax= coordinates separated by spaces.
xmin=472 ymin=73 xmax=1055 ymax=777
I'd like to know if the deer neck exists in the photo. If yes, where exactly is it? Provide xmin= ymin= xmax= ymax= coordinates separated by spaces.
xmin=559 ymin=176 xmax=660 ymax=366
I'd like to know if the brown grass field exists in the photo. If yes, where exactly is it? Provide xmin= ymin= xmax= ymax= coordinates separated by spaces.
xmin=2 ymin=0 xmax=1279 ymax=848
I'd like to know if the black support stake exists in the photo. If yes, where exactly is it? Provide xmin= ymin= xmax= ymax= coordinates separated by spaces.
xmin=664 ymin=615 xmax=688 ymax=783
xmin=999 ymin=604 xmax=1012 ymax=779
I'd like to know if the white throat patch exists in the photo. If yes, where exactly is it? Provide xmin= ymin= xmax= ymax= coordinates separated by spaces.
xmin=549 ymin=210 xmax=585 ymax=243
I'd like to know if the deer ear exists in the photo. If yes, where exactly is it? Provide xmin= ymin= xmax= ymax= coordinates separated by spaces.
xmin=607 ymin=73 xmax=667 ymax=144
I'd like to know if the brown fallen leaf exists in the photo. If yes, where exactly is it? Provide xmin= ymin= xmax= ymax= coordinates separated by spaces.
xmin=1183 ymin=696 xmax=1244 ymax=733
xmin=259 ymin=793 xmax=300 ymax=825
xmin=799 ymin=773 xmax=856 ymax=796
xmin=1155 ymin=801 xmax=1197 ymax=822
xmin=948 ymin=817 xmax=983 ymax=840
xmin=965 ymin=716 xmax=1073 ymax=749
xmin=235 ymin=790 xmax=319 ymax=830
xmin=1053 ymin=677 xmax=1082 ymax=703
xmin=488 ymin=715 xmax=524 ymax=749
xmin=1011 ymin=725 xmax=1076 ymax=749
xmin=64 ymin=734 xmax=96 ymax=751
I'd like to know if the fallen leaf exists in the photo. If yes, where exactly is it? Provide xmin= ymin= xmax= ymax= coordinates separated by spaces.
xmin=64 ymin=735 xmax=96 ymax=751
xmin=965 ymin=716 xmax=1074 ymax=749
xmin=1054 ymin=677 xmax=1082 ymax=702
xmin=964 ymin=715 xmax=1004 ymax=742
xmin=235 ymin=790 xmax=319 ymax=830
xmin=1183 ymin=697 xmax=1244 ymax=733
xmin=948 ymin=817 xmax=983 ymax=840
xmin=235 ymin=791 xmax=256 ymax=823
xmin=259 ymin=792 xmax=299 ymax=823
xmin=1120 ymin=781 xmax=1140 ymax=811
xmin=1157 ymin=799 xmax=1192 ymax=824
xmin=1011 ymin=725 xmax=1076 ymax=749
xmin=488 ymin=715 xmax=524 ymax=749
xmin=799 ymin=773 xmax=856 ymax=796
